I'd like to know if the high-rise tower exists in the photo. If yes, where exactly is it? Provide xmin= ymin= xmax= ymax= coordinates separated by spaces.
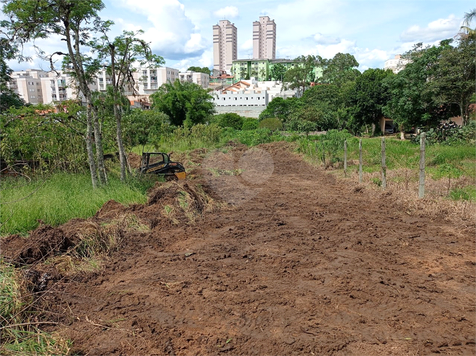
xmin=252 ymin=16 xmax=276 ymax=60
xmin=213 ymin=20 xmax=237 ymax=74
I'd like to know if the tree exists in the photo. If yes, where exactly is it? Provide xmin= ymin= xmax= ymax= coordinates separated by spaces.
xmin=320 ymin=53 xmax=360 ymax=87
xmin=258 ymin=96 xmax=302 ymax=123
xmin=187 ymin=66 xmax=211 ymax=76
xmin=383 ymin=41 xmax=453 ymax=132
xmin=91 ymin=29 xmax=164 ymax=181
xmin=0 ymin=38 xmax=24 ymax=112
xmin=460 ymin=8 xmax=476 ymax=35
xmin=1 ymin=0 xmax=108 ymax=188
xmin=122 ymin=108 xmax=170 ymax=152
xmin=347 ymin=68 xmax=394 ymax=134
xmin=427 ymin=36 xmax=476 ymax=125
xmin=151 ymin=80 xmax=215 ymax=127
xmin=270 ymin=63 xmax=287 ymax=81
xmin=284 ymin=55 xmax=323 ymax=97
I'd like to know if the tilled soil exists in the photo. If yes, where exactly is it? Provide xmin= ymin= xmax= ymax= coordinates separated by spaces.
xmin=3 ymin=142 xmax=476 ymax=355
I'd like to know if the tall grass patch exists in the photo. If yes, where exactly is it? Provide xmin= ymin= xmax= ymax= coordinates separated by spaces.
xmin=0 ymin=173 xmax=153 ymax=236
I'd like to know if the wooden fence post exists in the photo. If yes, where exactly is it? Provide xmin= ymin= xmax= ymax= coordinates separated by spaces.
xmin=419 ymin=132 xmax=426 ymax=198
xmin=381 ymin=137 xmax=387 ymax=189
xmin=321 ymin=141 xmax=326 ymax=166
xmin=359 ymin=139 xmax=363 ymax=183
xmin=344 ymin=139 xmax=347 ymax=177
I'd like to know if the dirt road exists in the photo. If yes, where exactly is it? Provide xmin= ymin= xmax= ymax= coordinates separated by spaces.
xmin=4 ymin=142 xmax=476 ymax=355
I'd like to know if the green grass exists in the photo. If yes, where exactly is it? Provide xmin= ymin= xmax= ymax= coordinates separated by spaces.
xmin=340 ymin=137 xmax=475 ymax=177
xmin=0 ymin=173 xmax=154 ymax=236
xmin=297 ymin=133 xmax=476 ymax=200
xmin=449 ymin=186 xmax=476 ymax=201
xmin=134 ymin=126 xmax=291 ymax=155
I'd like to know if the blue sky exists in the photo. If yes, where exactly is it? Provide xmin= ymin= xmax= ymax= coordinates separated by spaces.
xmin=4 ymin=0 xmax=473 ymax=72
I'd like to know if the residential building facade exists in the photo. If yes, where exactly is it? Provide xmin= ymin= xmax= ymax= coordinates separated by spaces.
xmin=178 ymin=71 xmax=210 ymax=89
xmin=253 ymin=16 xmax=276 ymax=60
xmin=8 ymin=65 xmax=180 ymax=106
xmin=384 ymin=55 xmax=410 ymax=74
xmin=231 ymin=59 xmax=322 ymax=82
xmin=8 ymin=69 xmax=48 ymax=105
xmin=213 ymin=20 xmax=238 ymax=74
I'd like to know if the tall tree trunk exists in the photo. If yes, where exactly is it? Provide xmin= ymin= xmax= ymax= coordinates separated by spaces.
xmin=92 ymin=107 xmax=108 ymax=184
xmin=86 ymin=108 xmax=99 ymax=189
xmin=114 ymin=103 xmax=127 ymax=181
xmin=460 ymin=98 xmax=467 ymax=125
xmin=110 ymin=45 xmax=128 ymax=181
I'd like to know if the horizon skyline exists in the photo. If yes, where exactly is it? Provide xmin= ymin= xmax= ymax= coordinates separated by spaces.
xmin=2 ymin=0 xmax=473 ymax=73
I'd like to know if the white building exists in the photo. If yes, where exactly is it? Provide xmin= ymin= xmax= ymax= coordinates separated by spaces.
xmin=8 ymin=69 xmax=49 ymax=105
xmin=213 ymin=20 xmax=238 ymax=74
xmin=178 ymin=71 xmax=210 ymax=89
xmin=212 ymin=79 xmax=295 ymax=108
xmin=9 ymin=65 xmax=180 ymax=106
xmin=384 ymin=55 xmax=411 ymax=74
xmin=253 ymin=16 xmax=276 ymax=60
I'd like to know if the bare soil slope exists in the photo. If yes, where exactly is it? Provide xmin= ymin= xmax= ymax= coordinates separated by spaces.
xmin=2 ymin=142 xmax=475 ymax=355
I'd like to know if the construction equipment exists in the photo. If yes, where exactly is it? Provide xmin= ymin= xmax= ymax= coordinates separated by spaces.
xmin=140 ymin=152 xmax=186 ymax=180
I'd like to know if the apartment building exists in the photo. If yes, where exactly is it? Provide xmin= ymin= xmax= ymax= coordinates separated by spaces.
xmin=253 ymin=16 xmax=276 ymax=60
xmin=136 ymin=66 xmax=179 ymax=94
xmin=213 ymin=20 xmax=238 ymax=74
xmin=178 ymin=71 xmax=210 ymax=89
xmin=8 ymin=69 xmax=49 ymax=105
xmin=8 ymin=65 xmax=180 ymax=106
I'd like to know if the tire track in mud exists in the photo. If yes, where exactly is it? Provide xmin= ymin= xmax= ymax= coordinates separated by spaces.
xmin=40 ymin=142 xmax=475 ymax=356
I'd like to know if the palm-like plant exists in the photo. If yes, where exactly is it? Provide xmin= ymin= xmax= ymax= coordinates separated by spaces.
xmin=460 ymin=8 xmax=475 ymax=35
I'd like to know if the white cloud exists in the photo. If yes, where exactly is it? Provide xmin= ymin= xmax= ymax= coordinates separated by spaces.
xmin=115 ymin=0 xmax=206 ymax=59
xmin=354 ymin=48 xmax=390 ymax=71
xmin=213 ymin=6 xmax=239 ymax=19
xmin=313 ymin=33 xmax=341 ymax=45
xmin=240 ymin=39 xmax=253 ymax=51
xmin=400 ymin=15 xmax=460 ymax=42
xmin=315 ymin=39 xmax=356 ymax=59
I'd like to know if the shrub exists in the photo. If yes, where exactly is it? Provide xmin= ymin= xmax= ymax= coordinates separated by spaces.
xmin=242 ymin=117 xmax=259 ymax=130
xmin=258 ymin=117 xmax=283 ymax=131
xmin=285 ymin=119 xmax=317 ymax=134
xmin=214 ymin=113 xmax=244 ymax=130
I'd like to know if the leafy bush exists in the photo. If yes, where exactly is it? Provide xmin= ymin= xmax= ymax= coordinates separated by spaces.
xmin=234 ymin=128 xmax=284 ymax=146
xmin=258 ymin=118 xmax=283 ymax=131
xmin=214 ymin=113 xmax=244 ymax=130
xmin=411 ymin=121 xmax=476 ymax=145
xmin=242 ymin=117 xmax=259 ymax=130
xmin=285 ymin=119 xmax=317 ymax=134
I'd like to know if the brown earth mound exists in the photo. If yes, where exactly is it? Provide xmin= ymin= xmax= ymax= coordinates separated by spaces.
xmin=1 ymin=141 xmax=475 ymax=356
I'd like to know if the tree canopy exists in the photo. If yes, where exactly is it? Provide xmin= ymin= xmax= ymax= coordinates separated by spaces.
xmin=151 ymin=80 xmax=215 ymax=127
xmin=187 ymin=66 xmax=211 ymax=76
